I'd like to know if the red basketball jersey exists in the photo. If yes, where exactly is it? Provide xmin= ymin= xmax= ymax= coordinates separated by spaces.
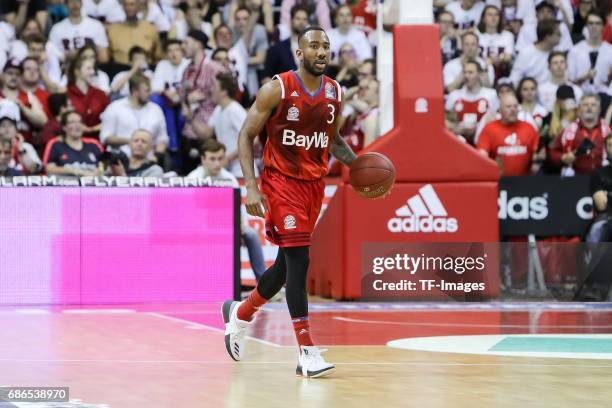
xmin=263 ymin=70 xmax=342 ymax=180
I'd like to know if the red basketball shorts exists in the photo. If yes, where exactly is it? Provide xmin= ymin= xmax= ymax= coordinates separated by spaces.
xmin=260 ymin=168 xmax=325 ymax=247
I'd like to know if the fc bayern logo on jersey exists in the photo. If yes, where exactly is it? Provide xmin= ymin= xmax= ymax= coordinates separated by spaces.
xmin=284 ymin=215 xmax=297 ymax=230
xmin=325 ymin=82 xmax=336 ymax=99
xmin=287 ymin=106 xmax=300 ymax=121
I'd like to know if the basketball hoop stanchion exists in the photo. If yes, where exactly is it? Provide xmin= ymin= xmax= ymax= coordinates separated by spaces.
xmin=309 ymin=25 xmax=500 ymax=300
xmin=527 ymin=234 xmax=548 ymax=296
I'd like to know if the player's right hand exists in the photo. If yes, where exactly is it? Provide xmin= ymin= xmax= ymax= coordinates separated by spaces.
xmin=245 ymin=186 xmax=268 ymax=218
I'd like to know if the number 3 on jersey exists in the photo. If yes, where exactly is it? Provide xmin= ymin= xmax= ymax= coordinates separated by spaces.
xmin=327 ymin=104 xmax=335 ymax=124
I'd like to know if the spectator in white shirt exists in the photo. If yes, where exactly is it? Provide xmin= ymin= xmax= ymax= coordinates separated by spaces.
xmin=476 ymin=5 xmax=514 ymax=80
xmin=438 ymin=10 xmax=461 ymax=65
xmin=18 ymin=33 xmax=64 ymax=92
xmin=232 ymin=6 xmax=268 ymax=98
xmin=82 ymin=0 xmax=125 ymax=24
xmin=538 ymin=51 xmax=583 ymax=112
xmin=150 ymin=39 xmax=190 ymax=168
xmin=139 ymin=0 xmax=172 ymax=35
xmin=444 ymin=0 xmax=485 ymax=31
xmin=444 ymin=31 xmax=495 ymax=92
xmin=510 ymin=19 xmax=561 ymax=86
xmin=109 ymin=46 xmax=155 ymax=100
xmin=48 ymin=0 xmax=109 ymax=63
xmin=151 ymin=40 xmax=190 ymax=95
xmin=327 ymin=5 xmax=373 ymax=63
xmin=567 ymin=12 xmax=612 ymax=94
xmin=517 ymin=76 xmax=549 ymax=129
xmin=515 ymin=2 xmax=573 ymax=53
xmin=7 ymin=19 xmax=64 ymax=91
xmin=100 ymin=74 xmax=168 ymax=159
xmin=190 ymin=72 xmax=247 ymax=177
xmin=214 ymin=23 xmax=248 ymax=95
xmin=445 ymin=60 xmax=499 ymax=143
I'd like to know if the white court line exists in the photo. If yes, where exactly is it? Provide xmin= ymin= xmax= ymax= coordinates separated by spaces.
xmin=147 ymin=312 xmax=282 ymax=348
xmin=333 ymin=316 xmax=612 ymax=329
xmin=62 ymin=309 xmax=136 ymax=314
xmin=15 ymin=309 xmax=50 ymax=314
xmin=0 ymin=358 xmax=611 ymax=368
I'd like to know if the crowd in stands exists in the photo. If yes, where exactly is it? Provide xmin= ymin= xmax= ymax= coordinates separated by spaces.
xmin=437 ymin=0 xmax=611 ymax=179
xmin=0 ymin=0 xmax=379 ymax=179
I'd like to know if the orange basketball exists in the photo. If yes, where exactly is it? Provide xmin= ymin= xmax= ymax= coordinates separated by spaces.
xmin=349 ymin=152 xmax=396 ymax=198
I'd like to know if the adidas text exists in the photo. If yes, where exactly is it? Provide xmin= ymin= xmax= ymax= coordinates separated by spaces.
xmin=498 ymin=190 xmax=548 ymax=220
xmin=388 ymin=216 xmax=459 ymax=233
xmin=282 ymin=129 xmax=328 ymax=150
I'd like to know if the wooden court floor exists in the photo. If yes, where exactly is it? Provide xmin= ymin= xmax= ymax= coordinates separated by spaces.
xmin=0 ymin=302 xmax=611 ymax=407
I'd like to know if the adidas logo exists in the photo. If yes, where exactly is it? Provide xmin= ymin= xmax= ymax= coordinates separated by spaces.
xmin=388 ymin=184 xmax=459 ymax=233
xmin=291 ymin=90 xmax=299 ymax=97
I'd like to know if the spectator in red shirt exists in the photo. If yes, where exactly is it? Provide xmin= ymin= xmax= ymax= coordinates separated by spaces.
xmin=549 ymin=94 xmax=611 ymax=175
xmin=66 ymin=56 xmax=109 ymax=138
xmin=477 ymin=93 xmax=540 ymax=176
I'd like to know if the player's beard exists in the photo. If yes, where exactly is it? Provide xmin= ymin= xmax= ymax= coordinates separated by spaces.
xmin=303 ymin=58 xmax=327 ymax=76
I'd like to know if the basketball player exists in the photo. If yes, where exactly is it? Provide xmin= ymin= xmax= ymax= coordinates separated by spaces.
xmin=222 ymin=26 xmax=358 ymax=378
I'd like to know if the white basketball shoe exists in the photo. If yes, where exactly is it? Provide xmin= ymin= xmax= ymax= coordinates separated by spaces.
xmin=222 ymin=300 xmax=251 ymax=361
xmin=296 ymin=345 xmax=335 ymax=378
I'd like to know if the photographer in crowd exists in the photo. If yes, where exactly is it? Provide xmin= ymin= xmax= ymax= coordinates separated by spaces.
xmin=548 ymin=94 xmax=610 ymax=176
xmin=576 ymin=134 xmax=612 ymax=301
xmin=106 ymin=129 xmax=164 ymax=177
xmin=587 ymin=134 xmax=612 ymax=243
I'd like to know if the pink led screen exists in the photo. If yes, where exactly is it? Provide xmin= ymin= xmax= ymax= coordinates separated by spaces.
xmin=0 ymin=188 xmax=236 ymax=305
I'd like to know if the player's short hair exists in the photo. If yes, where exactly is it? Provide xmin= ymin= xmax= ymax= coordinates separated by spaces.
xmin=536 ymin=19 xmax=558 ymax=42
xmin=199 ymin=138 xmax=226 ymax=156
xmin=216 ymin=72 xmax=238 ymax=99
xmin=298 ymin=26 xmax=327 ymax=44
xmin=129 ymin=73 xmax=150 ymax=93
xmin=547 ymin=51 xmax=566 ymax=64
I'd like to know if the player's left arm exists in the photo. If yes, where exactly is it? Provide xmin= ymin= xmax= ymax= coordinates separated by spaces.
xmin=330 ymin=93 xmax=356 ymax=167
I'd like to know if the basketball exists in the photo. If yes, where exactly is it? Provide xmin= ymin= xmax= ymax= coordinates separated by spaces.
xmin=349 ymin=152 xmax=396 ymax=198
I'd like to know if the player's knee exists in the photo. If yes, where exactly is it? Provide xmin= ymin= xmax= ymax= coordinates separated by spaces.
xmin=284 ymin=246 xmax=310 ymax=267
